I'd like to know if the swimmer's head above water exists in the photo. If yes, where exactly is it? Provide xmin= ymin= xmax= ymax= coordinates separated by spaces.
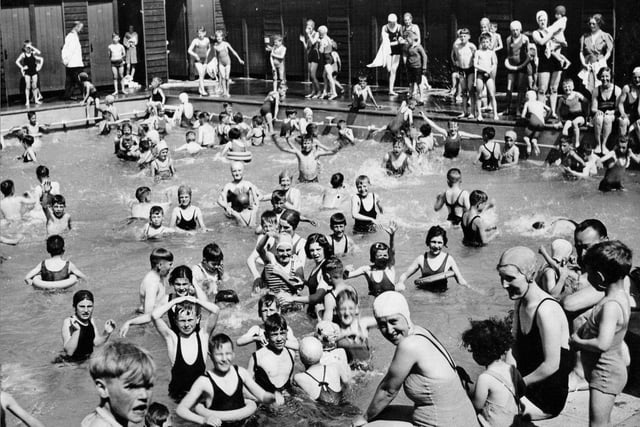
xmin=497 ymin=246 xmax=537 ymax=299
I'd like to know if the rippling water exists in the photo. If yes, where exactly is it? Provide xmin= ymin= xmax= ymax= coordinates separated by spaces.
xmin=1 ymin=126 xmax=639 ymax=426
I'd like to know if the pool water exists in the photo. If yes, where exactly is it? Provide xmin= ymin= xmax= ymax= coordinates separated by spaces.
xmin=1 ymin=126 xmax=639 ymax=426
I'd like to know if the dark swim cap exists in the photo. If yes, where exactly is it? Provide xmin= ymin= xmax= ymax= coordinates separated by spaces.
xmin=73 ymin=290 xmax=94 ymax=307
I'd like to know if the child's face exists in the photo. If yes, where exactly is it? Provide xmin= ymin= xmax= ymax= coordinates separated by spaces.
xmin=560 ymin=141 xmax=571 ymax=153
xmin=274 ymin=39 xmax=282 ymax=47
xmin=428 ymin=235 xmax=445 ymax=255
xmin=29 ymin=115 xmax=37 ymax=125
xmin=504 ymin=136 xmax=515 ymax=148
xmin=374 ymin=248 xmax=390 ymax=267
xmin=176 ymin=310 xmax=199 ymax=336
xmin=186 ymin=133 xmax=197 ymax=144
xmin=304 ymin=112 xmax=313 ymax=121
xmin=225 ymin=106 xmax=233 ymax=115
xmin=392 ymin=141 xmax=404 ymax=154
xmin=102 ymin=377 xmax=152 ymax=424
xmin=358 ymin=79 xmax=367 ymax=88
xmin=480 ymin=20 xmax=490 ymax=32
xmin=178 ymin=192 xmax=191 ymax=207
xmin=155 ymin=259 xmax=173 ymax=276
xmin=279 ymin=176 xmax=291 ymax=190
xmin=460 ymin=33 xmax=470 ymax=43
xmin=198 ymin=30 xmax=206 ymax=39
xmin=337 ymin=299 xmax=358 ymax=327
xmin=216 ymin=33 xmax=224 ymax=42
xmin=261 ymin=219 xmax=276 ymax=234
xmin=150 ymin=211 xmax=163 ymax=227
xmin=308 ymin=242 xmax=325 ymax=263
xmin=123 ymin=126 xmax=132 ymax=136
xmin=562 ymin=81 xmax=574 ymax=94
xmin=266 ymin=328 xmax=287 ymax=350
xmin=52 ymin=202 xmax=65 ymax=218
xmin=74 ymin=299 xmax=94 ymax=322
xmin=599 ymin=71 xmax=611 ymax=84
xmin=356 ymin=180 xmax=369 ymax=196
xmin=212 ymin=342 xmax=235 ymax=373
xmin=448 ymin=122 xmax=458 ymax=135
xmin=157 ymin=149 xmax=168 ymax=161
xmin=331 ymin=223 xmax=345 ymax=237
xmin=259 ymin=302 xmax=279 ymax=322
xmin=480 ymin=38 xmax=491 ymax=50
xmin=301 ymin=138 xmax=313 ymax=153
xmin=113 ymin=35 xmax=120 ymax=43
xmin=490 ymin=24 xmax=498 ymax=33
xmin=172 ymin=277 xmax=192 ymax=297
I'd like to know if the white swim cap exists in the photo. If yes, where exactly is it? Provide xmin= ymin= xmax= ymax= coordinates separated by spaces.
xmin=551 ymin=239 xmax=573 ymax=261
xmin=178 ymin=92 xmax=189 ymax=103
xmin=276 ymin=233 xmax=293 ymax=249
xmin=388 ymin=14 xmax=398 ymax=23
xmin=105 ymin=95 xmax=115 ymax=104
xmin=318 ymin=25 xmax=328 ymax=34
xmin=373 ymin=291 xmax=412 ymax=326
xmin=156 ymin=140 xmax=168 ymax=153
xmin=299 ymin=336 xmax=324 ymax=365
xmin=315 ymin=321 xmax=340 ymax=345
xmin=505 ymin=130 xmax=517 ymax=140
xmin=147 ymin=129 xmax=160 ymax=144
xmin=536 ymin=11 xmax=548 ymax=23
xmin=510 ymin=20 xmax=522 ymax=31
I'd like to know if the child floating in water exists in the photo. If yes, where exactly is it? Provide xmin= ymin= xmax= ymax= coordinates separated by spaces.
xmin=351 ymin=175 xmax=383 ymax=234
xmin=397 ymin=226 xmax=470 ymax=292
xmin=434 ymin=168 xmax=469 ymax=226
xmin=345 ymin=222 xmax=401 ymax=296
xmin=178 ymin=333 xmax=284 ymax=426
xmin=321 ymin=172 xmax=347 ymax=210
xmin=272 ymin=133 xmax=339 ymax=183
xmin=294 ymin=336 xmax=347 ymax=404
xmin=217 ymin=162 xmax=261 ymax=227
xmin=237 ymin=294 xmax=298 ymax=350
xmin=336 ymin=119 xmax=355 ymax=148
xmin=462 ymin=317 xmax=526 ymax=427
xmin=25 ymin=234 xmax=86 ymax=289
xmin=247 ymin=115 xmax=266 ymax=146
xmin=191 ymin=242 xmax=227 ymax=301
xmin=98 ymin=95 xmax=120 ymax=135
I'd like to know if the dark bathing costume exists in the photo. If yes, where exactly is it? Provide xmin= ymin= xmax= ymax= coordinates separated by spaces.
xmin=462 ymin=215 xmax=483 ymax=247
xmin=41 ymin=260 xmax=70 ymax=281
xmin=481 ymin=143 xmax=500 ymax=171
xmin=168 ymin=332 xmax=206 ymax=400
xmin=515 ymin=298 xmax=572 ymax=416
xmin=353 ymin=193 xmax=377 ymax=233
xmin=252 ymin=348 xmax=295 ymax=392
xmin=419 ymin=252 xmax=450 ymax=293
xmin=366 ymin=269 xmax=396 ymax=296
xmin=175 ymin=208 xmax=197 ymax=230
xmin=69 ymin=319 xmax=95 ymax=361
xmin=206 ymin=366 xmax=245 ymax=410
xmin=445 ymin=191 xmax=465 ymax=225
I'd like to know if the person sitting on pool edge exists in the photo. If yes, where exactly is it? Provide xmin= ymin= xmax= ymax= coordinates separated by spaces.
xmin=217 ymin=161 xmax=261 ymax=227
xmin=176 ymin=333 xmax=284 ymax=426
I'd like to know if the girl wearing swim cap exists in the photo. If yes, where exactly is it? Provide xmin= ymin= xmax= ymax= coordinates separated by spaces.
xmin=352 ymin=291 xmax=477 ymax=426
xmin=498 ymin=246 xmax=572 ymax=420
xmin=61 ymin=290 xmax=116 ymax=361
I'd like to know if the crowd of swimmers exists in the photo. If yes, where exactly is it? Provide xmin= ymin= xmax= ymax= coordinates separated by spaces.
xmin=1 ymin=5 xmax=640 ymax=427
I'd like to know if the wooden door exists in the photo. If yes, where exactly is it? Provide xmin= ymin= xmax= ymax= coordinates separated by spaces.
xmin=0 ymin=6 xmax=31 ymax=96
xmin=34 ymin=4 xmax=66 ymax=92
xmin=167 ymin=0 xmax=188 ymax=79
xmin=87 ymin=1 xmax=115 ymax=86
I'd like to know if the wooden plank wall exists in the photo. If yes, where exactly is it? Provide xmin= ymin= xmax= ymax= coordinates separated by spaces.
xmin=62 ymin=0 xmax=90 ymax=72
xmin=142 ymin=0 xmax=168 ymax=83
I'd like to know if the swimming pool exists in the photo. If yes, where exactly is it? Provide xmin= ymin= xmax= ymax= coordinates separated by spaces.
xmin=1 ymin=119 xmax=639 ymax=426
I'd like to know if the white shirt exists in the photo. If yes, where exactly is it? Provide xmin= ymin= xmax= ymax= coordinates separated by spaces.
xmin=62 ymin=31 xmax=83 ymax=67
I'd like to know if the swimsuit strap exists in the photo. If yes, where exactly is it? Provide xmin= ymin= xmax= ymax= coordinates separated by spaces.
xmin=517 ymin=297 xmax=558 ymax=334
xmin=414 ymin=331 xmax=457 ymax=372
xmin=602 ymin=297 xmax=630 ymax=324
xmin=484 ymin=369 xmax=519 ymax=402
xmin=304 ymin=366 xmax=330 ymax=388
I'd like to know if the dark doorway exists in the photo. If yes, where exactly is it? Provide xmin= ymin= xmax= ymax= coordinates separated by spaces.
xmin=117 ymin=0 xmax=146 ymax=85
xmin=166 ymin=0 xmax=189 ymax=79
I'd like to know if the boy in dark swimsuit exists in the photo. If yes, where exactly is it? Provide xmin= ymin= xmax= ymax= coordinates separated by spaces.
xmin=175 ymin=333 xmax=283 ymax=426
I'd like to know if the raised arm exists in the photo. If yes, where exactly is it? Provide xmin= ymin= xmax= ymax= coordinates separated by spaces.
xmin=271 ymin=134 xmax=297 ymax=154
xmin=419 ymin=112 xmax=448 ymax=137
xmin=0 ymin=392 xmax=45 ymax=427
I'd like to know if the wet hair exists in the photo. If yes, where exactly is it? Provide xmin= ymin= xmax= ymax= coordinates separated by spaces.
xmin=168 ymin=265 xmax=193 ymax=285
xmin=305 ymin=233 xmax=334 ymax=258
xmin=72 ymin=289 xmax=94 ymax=307
xmin=135 ymin=186 xmax=151 ymax=202
xmin=202 ymin=242 xmax=223 ymax=263
xmin=176 ymin=301 xmax=200 ymax=318
xmin=233 ymin=112 xmax=244 ymax=124
xmin=369 ymin=241 xmax=392 ymax=263
xmin=0 ymin=180 xmax=14 ymax=197
xmin=27 ymin=111 xmax=37 ymax=120
xmin=482 ymin=126 xmax=495 ymax=140
xmin=330 ymin=212 xmax=347 ymax=227
xmin=426 ymin=225 xmax=448 ymax=247
xmin=336 ymin=286 xmax=359 ymax=308
xmin=271 ymin=189 xmax=287 ymax=204
xmin=279 ymin=209 xmax=301 ymax=230
xmin=446 ymin=168 xmax=462 ymax=183
xmin=52 ymin=194 xmax=66 ymax=206
xmin=322 ymin=256 xmax=344 ymax=278
xmin=251 ymin=115 xmax=264 ymax=126
xmin=78 ymin=72 xmax=89 ymax=82
xmin=479 ymin=32 xmax=491 ymax=42
xmin=150 ymin=247 xmax=174 ymax=267
xmin=185 ymin=130 xmax=196 ymax=140
xmin=420 ymin=123 xmax=432 ymax=137
xmin=89 ymin=341 xmax=155 ymax=387
xmin=36 ymin=165 xmax=50 ymax=179
xmin=260 ymin=210 xmax=278 ymax=226
xmin=149 ymin=205 xmax=164 ymax=216
xmin=264 ymin=313 xmax=287 ymax=335
xmin=461 ymin=317 xmax=513 ymax=366
xmin=355 ymin=175 xmax=370 ymax=185
xmin=178 ymin=185 xmax=192 ymax=196
xmin=306 ymin=123 xmax=318 ymax=136
xmin=208 ymin=333 xmax=234 ymax=354
xmin=330 ymin=172 xmax=344 ymax=188
xmin=583 ymin=240 xmax=632 ymax=284
xmin=597 ymin=67 xmax=612 ymax=80
xmin=145 ymin=402 xmax=170 ymax=427
xmin=555 ymin=5 xmax=566 ymax=16
xmin=228 ymin=127 xmax=241 ymax=140
xmin=258 ymin=294 xmax=280 ymax=314
xmin=469 ymin=190 xmax=488 ymax=207
xmin=575 ymin=219 xmax=608 ymax=239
